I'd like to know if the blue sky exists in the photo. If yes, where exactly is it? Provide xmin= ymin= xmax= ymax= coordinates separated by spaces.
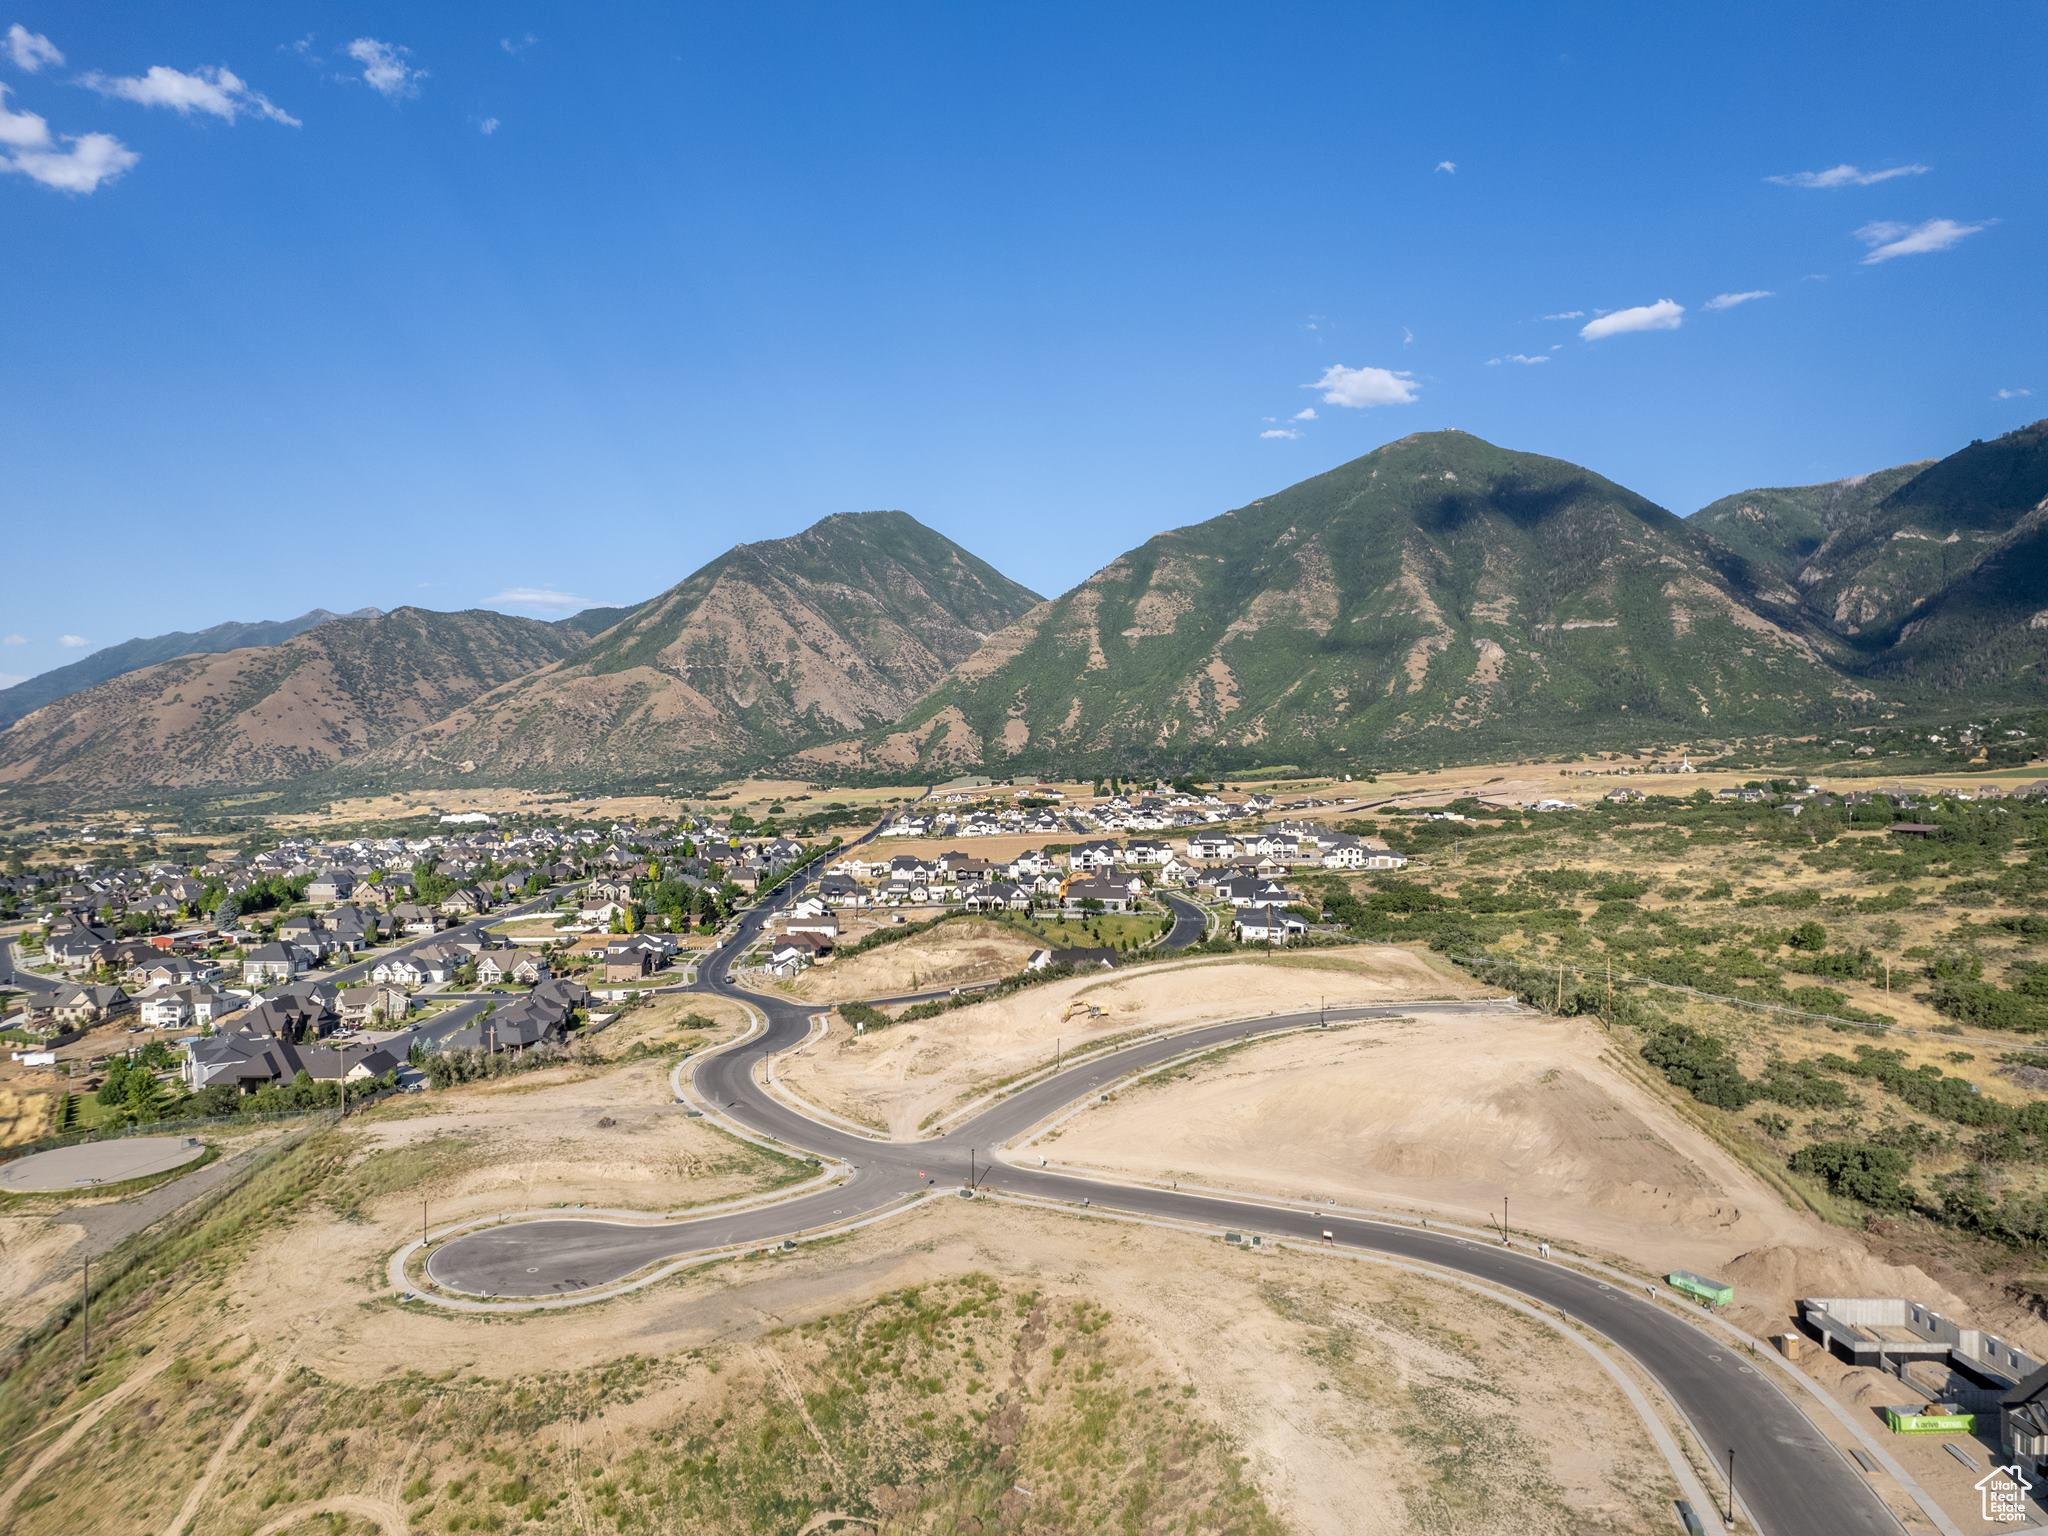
xmin=2 ymin=3 xmax=2041 ymax=687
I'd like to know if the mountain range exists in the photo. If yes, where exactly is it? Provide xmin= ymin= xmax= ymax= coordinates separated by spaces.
xmin=1 ymin=421 xmax=2042 ymax=803
xmin=0 ymin=608 xmax=383 ymax=731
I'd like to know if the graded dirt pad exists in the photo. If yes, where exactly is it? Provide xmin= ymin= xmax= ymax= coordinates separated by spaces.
xmin=1036 ymin=1008 xmax=1995 ymax=1328
xmin=0 ymin=1134 xmax=205 ymax=1192
xmin=329 ymin=1055 xmax=801 ymax=1225
xmin=774 ymin=944 xmax=1482 ymax=1136
xmin=110 ymin=1202 xmax=1679 ymax=1536
xmin=778 ymin=919 xmax=1042 ymax=1003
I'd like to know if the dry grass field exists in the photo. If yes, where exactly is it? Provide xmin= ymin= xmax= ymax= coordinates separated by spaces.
xmin=0 ymin=1170 xmax=1684 ymax=1536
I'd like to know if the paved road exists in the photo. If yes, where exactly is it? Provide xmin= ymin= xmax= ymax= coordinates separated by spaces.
xmin=0 ymin=935 xmax=63 ymax=1002
xmin=424 ymin=837 xmax=1901 ymax=1536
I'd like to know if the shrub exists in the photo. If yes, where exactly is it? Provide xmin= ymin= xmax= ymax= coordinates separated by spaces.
xmin=1642 ymin=1023 xmax=1754 ymax=1110
xmin=1789 ymin=1139 xmax=1916 ymax=1210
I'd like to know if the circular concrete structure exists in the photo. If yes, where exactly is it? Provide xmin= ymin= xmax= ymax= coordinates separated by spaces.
xmin=0 ymin=1135 xmax=206 ymax=1193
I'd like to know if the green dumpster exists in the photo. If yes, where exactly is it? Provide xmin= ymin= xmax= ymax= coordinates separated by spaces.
xmin=1666 ymin=1271 xmax=1735 ymax=1305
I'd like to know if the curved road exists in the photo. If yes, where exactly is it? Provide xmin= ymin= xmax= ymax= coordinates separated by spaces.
xmin=426 ymin=844 xmax=1902 ymax=1536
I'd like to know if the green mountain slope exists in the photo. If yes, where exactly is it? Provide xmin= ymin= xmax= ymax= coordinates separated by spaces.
xmin=364 ymin=511 xmax=1040 ymax=786
xmin=0 ymin=607 xmax=381 ymax=731
xmin=1689 ymin=464 xmax=1926 ymax=582
xmin=827 ymin=431 xmax=1866 ymax=778
xmin=1719 ymin=422 xmax=2048 ymax=640
xmin=0 ymin=609 xmax=584 ymax=796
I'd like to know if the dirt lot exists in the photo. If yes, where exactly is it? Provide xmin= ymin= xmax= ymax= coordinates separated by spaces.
xmin=777 ymin=919 xmax=1041 ymax=1003
xmin=774 ymin=945 xmax=1483 ymax=1136
xmin=1038 ymin=1007 xmax=2048 ymax=1357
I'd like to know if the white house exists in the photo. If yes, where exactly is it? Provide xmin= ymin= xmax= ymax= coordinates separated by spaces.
xmin=1233 ymin=904 xmax=1307 ymax=945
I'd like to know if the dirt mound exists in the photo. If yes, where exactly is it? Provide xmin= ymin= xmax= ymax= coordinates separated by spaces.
xmin=1721 ymin=1243 xmax=1967 ymax=1324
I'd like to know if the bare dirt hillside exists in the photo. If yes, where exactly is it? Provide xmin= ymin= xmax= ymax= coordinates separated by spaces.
xmin=0 ymin=608 xmax=583 ymax=794
xmin=368 ymin=510 xmax=1040 ymax=785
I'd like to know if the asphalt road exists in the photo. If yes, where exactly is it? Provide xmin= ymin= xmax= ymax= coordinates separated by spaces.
xmin=422 ymin=842 xmax=1901 ymax=1536
xmin=0 ymin=935 xmax=63 ymax=1002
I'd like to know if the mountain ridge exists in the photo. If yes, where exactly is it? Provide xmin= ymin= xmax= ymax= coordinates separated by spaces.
xmin=0 ymin=607 xmax=382 ymax=731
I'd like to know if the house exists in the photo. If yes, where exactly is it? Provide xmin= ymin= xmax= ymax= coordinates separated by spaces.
xmin=1064 ymin=875 xmax=1137 ymax=913
xmin=602 ymin=937 xmax=661 ymax=984
xmin=440 ymin=885 xmax=491 ymax=917
xmin=477 ymin=950 xmax=550 ymax=986
xmin=2002 ymin=1365 xmax=2048 ymax=1473
xmin=137 ymin=983 xmax=228 ymax=1031
xmin=1233 ymin=905 xmax=1307 ymax=945
xmin=241 ymin=942 xmax=303 ymax=986
xmin=235 ymin=990 xmax=339 ymax=1043
xmin=130 ymin=954 xmax=213 ymax=990
xmin=306 ymin=869 xmax=356 ymax=904
xmin=1213 ymin=874 xmax=1293 ymax=909
xmin=183 ymin=1032 xmax=401 ymax=1092
xmin=52 ymin=984 xmax=131 ymax=1027
xmin=763 ymin=941 xmax=813 ymax=978
xmin=785 ymin=910 xmax=840 ymax=941
xmin=45 ymin=926 xmax=115 ymax=974
xmin=389 ymin=902 xmax=442 ymax=935
xmin=338 ymin=984 xmax=411 ymax=1028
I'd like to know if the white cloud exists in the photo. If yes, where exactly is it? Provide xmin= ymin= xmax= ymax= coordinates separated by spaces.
xmin=1400 ymin=325 xmax=1414 ymax=346
xmin=0 ymin=130 xmax=137 ymax=193
xmin=500 ymin=33 xmax=538 ymax=55
xmin=1291 ymin=407 xmax=1317 ymax=421
xmin=2 ymin=633 xmax=26 ymax=645
xmin=1305 ymin=363 xmax=1420 ymax=409
xmin=1580 ymin=299 xmax=1684 ymax=341
xmin=1540 ymin=310 xmax=1584 ymax=321
xmin=484 ymin=587 xmax=593 ymax=612
xmin=0 ymin=80 xmax=45 ymax=146
xmin=58 ymin=634 xmax=88 ymax=648
xmin=5 ymin=23 xmax=61 ymax=72
xmin=478 ymin=116 xmax=500 ymax=135
xmin=1854 ymin=217 xmax=1989 ymax=264
xmin=82 ymin=64 xmax=299 ymax=126
xmin=1703 ymin=289 xmax=1773 ymax=311
xmin=1767 ymin=162 xmax=1928 ymax=189
xmin=347 ymin=37 xmax=424 ymax=99
xmin=1434 ymin=159 xmax=1456 ymax=174
xmin=1260 ymin=428 xmax=1301 ymax=440
xmin=1487 ymin=353 xmax=1549 ymax=366
xmin=1996 ymin=387 xmax=2033 ymax=400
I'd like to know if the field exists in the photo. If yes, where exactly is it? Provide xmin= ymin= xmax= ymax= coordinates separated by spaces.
xmin=773 ymin=944 xmax=1481 ymax=1136
xmin=0 ymin=1163 xmax=1683 ymax=1536
xmin=1294 ymin=783 xmax=2048 ymax=1320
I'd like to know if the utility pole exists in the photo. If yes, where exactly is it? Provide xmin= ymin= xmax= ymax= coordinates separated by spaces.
xmin=423 ymin=1197 xmax=429 ymax=1251
xmin=968 ymin=1147 xmax=976 ymax=1189
xmin=1502 ymin=1194 xmax=1509 ymax=1243
xmin=1726 ymin=1445 xmax=1737 ymax=1526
